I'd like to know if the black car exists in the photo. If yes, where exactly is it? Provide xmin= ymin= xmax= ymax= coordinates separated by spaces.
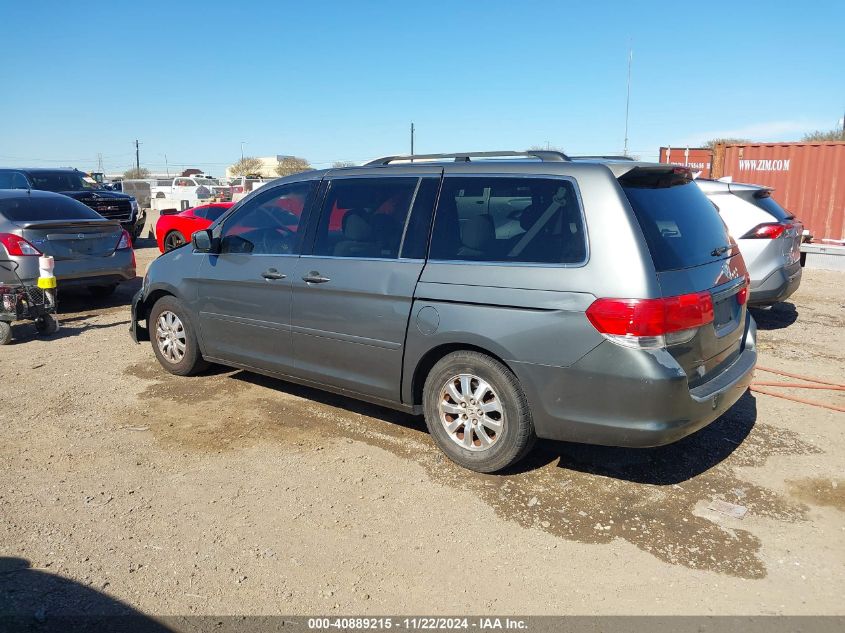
xmin=0 ymin=168 xmax=146 ymax=239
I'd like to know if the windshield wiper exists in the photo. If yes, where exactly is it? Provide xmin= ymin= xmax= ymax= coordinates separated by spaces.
xmin=710 ymin=245 xmax=731 ymax=257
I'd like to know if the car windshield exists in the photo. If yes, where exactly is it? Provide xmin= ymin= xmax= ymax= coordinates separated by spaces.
xmin=29 ymin=171 xmax=101 ymax=192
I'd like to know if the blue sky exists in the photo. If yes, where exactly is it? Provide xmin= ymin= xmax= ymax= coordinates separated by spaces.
xmin=1 ymin=1 xmax=843 ymax=175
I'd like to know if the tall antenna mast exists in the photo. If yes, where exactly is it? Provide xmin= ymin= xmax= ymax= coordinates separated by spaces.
xmin=623 ymin=44 xmax=633 ymax=156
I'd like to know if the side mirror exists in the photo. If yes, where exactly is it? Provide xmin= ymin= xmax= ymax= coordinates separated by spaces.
xmin=192 ymin=229 xmax=215 ymax=253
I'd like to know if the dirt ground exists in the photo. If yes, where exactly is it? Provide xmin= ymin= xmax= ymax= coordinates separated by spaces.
xmin=1 ymin=241 xmax=843 ymax=617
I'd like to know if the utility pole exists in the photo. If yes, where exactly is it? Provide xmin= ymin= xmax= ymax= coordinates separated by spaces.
xmin=96 ymin=152 xmax=104 ymax=173
xmin=410 ymin=122 xmax=415 ymax=159
xmin=623 ymin=45 xmax=632 ymax=157
xmin=164 ymin=154 xmax=169 ymax=177
xmin=134 ymin=139 xmax=140 ymax=171
xmin=241 ymin=141 xmax=246 ymax=162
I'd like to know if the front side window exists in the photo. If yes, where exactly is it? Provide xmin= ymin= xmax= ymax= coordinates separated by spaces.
xmin=219 ymin=181 xmax=315 ymax=255
xmin=429 ymin=177 xmax=586 ymax=264
xmin=312 ymin=177 xmax=418 ymax=259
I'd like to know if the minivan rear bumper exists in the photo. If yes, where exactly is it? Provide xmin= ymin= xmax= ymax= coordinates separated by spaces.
xmin=514 ymin=316 xmax=757 ymax=448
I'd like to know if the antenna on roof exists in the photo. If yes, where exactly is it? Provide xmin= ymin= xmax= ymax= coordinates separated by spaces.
xmin=623 ymin=42 xmax=633 ymax=157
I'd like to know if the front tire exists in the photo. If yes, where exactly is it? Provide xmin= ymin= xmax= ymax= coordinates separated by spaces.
xmin=148 ymin=296 xmax=209 ymax=376
xmin=164 ymin=231 xmax=186 ymax=252
xmin=423 ymin=351 xmax=536 ymax=473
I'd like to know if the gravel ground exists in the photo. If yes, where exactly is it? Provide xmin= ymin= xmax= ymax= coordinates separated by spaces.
xmin=1 ymin=242 xmax=843 ymax=618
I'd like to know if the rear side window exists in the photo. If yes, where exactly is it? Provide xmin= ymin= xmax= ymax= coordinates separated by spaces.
xmin=312 ymin=177 xmax=417 ymax=259
xmin=429 ymin=177 xmax=586 ymax=264
xmin=0 ymin=195 xmax=102 ymax=222
xmin=621 ymin=169 xmax=732 ymax=272
xmin=201 ymin=205 xmax=229 ymax=222
xmin=733 ymin=190 xmax=793 ymax=221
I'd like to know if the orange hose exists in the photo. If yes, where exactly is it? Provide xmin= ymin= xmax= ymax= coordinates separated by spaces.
xmin=750 ymin=386 xmax=845 ymax=413
xmin=752 ymin=382 xmax=845 ymax=391
xmin=755 ymin=365 xmax=845 ymax=388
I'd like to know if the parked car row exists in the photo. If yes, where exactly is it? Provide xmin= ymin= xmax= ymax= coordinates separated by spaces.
xmin=0 ymin=189 xmax=135 ymax=296
xmin=0 ymin=168 xmax=146 ymax=239
xmin=130 ymin=151 xmax=758 ymax=473
xmin=1 ymin=150 xmax=803 ymax=474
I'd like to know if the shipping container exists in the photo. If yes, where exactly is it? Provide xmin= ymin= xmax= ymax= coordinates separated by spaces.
xmin=710 ymin=142 xmax=845 ymax=241
xmin=658 ymin=147 xmax=713 ymax=178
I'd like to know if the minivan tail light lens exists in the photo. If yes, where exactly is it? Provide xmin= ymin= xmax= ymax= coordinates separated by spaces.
xmin=736 ymin=274 xmax=750 ymax=306
xmin=0 ymin=233 xmax=42 ymax=256
xmin=586 ymin=292 xmax=714 ymax=349
xmin=741 ymin=222 xmax=790 ymax=239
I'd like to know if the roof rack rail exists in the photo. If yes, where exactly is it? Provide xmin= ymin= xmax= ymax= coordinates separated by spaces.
xmin=570 ymin=155 xmax=636 ymax=161
xmin=364 ymin=150 xmax=570 ymax=166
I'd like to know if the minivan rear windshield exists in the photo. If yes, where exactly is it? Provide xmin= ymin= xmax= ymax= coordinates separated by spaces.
xmin=621 ymin=168 xmax=733 ymax=272
xmin=0 ymin=196 xmax=103 ymax=222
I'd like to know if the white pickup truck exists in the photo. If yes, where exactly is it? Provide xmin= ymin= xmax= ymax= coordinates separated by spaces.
xmin=151 ymin=175 xmax=229 ymax=206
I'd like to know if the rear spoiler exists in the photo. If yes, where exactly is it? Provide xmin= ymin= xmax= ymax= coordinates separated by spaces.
xmin=13 ymin=219 xmax=121 ymax=230
xmin=158 ymin=208 xmax=180 ymax=216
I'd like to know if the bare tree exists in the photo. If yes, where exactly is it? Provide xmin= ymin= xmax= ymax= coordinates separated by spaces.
xmin=123 ymin=167 xmax=150 ymax=179
xmin=802 ymin=128 xmax=845 ymax=142
xmin=332 ymin=160 xmax=357 ymax=168
xmin=276 ymin=156 xmax=313 ymax=177
xmin=230 ymin=157 xmax=264 ymax=176
xmin=703 ymin=138 xmax=751 ymax=149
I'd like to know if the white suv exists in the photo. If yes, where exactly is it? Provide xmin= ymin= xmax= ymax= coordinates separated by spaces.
xmin=697 ymin=179 xmax=803 ymax=306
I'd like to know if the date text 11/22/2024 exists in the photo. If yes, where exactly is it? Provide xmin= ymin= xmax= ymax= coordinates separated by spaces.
xmin=307 ymin=617 xmax=529 ymax=630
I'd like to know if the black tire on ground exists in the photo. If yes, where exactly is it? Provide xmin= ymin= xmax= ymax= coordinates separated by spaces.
xmin=35 ymin=314 xmax=59 ymax=336
xmin=148 ymin=295 xmax=209 ymax=376
xmin=0 ymin=321 xmax=12 ymax=345
xmin=88 ymin=284 xmax=118 ymax=298
xmin=423 ymin=350 xmax=536 ymax=473
xmin=164 ymin=231 xmax=186 ymax=252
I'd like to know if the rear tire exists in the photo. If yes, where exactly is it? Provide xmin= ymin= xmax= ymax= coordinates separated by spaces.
xmin=148 ymin=295 xmax=208 ymax=376
xmin=88 ymin=284 xmax=118 ymax=298
xmin=0 ymin=321 xmax=12 ymax=345
xmin=35 ymin=314 xmax=59 ymax=336
xmin=423 ymin=350 xmax=536 ymax=473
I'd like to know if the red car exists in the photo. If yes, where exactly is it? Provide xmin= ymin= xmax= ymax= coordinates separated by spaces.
xmin=155 ymin=202 xmax=234 ymax=252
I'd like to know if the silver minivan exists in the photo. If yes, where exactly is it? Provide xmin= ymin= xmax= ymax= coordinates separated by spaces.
xmin=130 ymin=151 xmax=757 ymax=472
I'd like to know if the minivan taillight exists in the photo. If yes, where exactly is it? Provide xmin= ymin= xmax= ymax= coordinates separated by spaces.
xmin=741 ymin=222 xmax=791 ymax=239
xmin=586 ymin=292 xmax=715 ymax=349
xmin=0 ymin=233 xmax=42 ymax=256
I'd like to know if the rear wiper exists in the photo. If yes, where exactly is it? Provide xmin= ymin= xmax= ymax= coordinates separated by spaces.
xmin=710 ymin=245 xmax=731 ymax=257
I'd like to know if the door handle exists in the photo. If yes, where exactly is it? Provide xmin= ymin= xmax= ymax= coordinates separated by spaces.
xmin=261 ymin=268 xmax=286 ymax=280
xmin=301 ymin=271 xmax=330 ymax=284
